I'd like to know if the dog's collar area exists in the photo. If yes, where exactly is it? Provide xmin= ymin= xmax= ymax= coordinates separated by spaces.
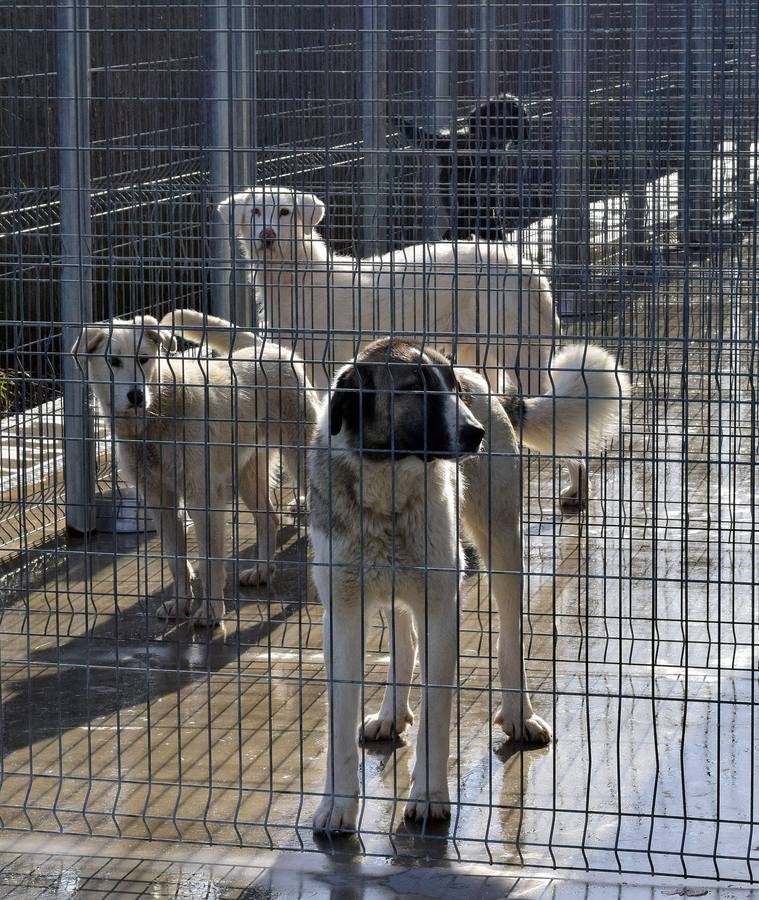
xmin=249 ymin=246 xmax=316 ymax=276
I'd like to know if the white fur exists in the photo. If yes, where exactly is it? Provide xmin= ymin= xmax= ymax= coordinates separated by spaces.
xmin=73 ymin=315 xmax=318 ymax=625
xmin=218 ymin=186 xmax=631 ymax=506
xmin=218 ymin=187 xmax=557 ymax=392
xmin=516 ymin=343 xmax=632 ymax=457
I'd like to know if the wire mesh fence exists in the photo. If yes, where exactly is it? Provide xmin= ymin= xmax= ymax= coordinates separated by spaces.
xmin=0 ymin=0 xmax=758 ymax=885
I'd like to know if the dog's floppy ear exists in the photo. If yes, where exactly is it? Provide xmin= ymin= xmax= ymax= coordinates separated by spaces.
xmin=217 ymin=190 xmax=256 ymax=238
xmin=72 ymin=325 xmax=108 ymax=363
xmin=295 ymin=192 xmax=326 ymax=232
xmin=329 ymin=366 xmax=359 ymax=436
xmin=159 ymin=329 xmax=178 ymax=352
xmin=134 ymin=315 xmax=177 ymax=353
xmin=329 ymin=364 xmax=375 ymax=437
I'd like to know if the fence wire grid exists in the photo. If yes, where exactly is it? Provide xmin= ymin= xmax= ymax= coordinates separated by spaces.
xmin=1 ymin=0 xmax=758 ymax=886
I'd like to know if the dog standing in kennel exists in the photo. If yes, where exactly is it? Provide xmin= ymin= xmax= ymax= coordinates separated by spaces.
xmin=309 ymin=332 xmax=619 ymax=831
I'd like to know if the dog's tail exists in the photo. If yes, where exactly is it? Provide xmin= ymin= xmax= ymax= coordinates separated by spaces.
xmin=501 ymin=343 xmax=631 ymax=456
xmin=159 ymin=309 xmax=259 ymax=355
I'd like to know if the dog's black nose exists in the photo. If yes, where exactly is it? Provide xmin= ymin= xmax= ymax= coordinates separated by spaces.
xmin=127 ymin=388 xmax=144 ymax=408
xmin=259 ymin=227 xmax=277 ymax=248
xmin=459 ymin=422 xmax=485 ymax=452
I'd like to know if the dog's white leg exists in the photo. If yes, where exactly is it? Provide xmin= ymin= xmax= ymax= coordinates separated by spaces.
xmin=313 ymin=599 xmax=364 ymax=832
xmin=281 ymin=430 xmax=310 ymax=514
xmin=192 ymin=485 xmax=226 ymax=627
xmin=238 ymin=458 xmax=279 ymax=587
xmin=361 ymin=605 xmax=417 ymax=741
xmin=462 ymin=389 xmax=552 ymax=745
xmin=404 ymin=589 xmax=456 ymax=822
xmin=490 ymin=528 xmax=552 ymax=745
xmin=154 ymin=492 xmax=194 ymax=620
xmin=560 ymin=458 xmax=589 ymax=508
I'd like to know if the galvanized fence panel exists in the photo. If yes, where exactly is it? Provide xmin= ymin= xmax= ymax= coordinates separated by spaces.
xmin=0 ymin=0 xmax=757 ymax=884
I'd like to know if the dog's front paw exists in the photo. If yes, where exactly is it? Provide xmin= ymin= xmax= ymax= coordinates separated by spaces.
xmin=360 ymin=706 xmax=413 ymax=742
xmin=312 ymin=796 xmax=359 ymax=833
xmin=495 ymin=706 xmax=552 ymax=745
xmin=404 ymin=787 xmax=451 ymax=823
xmin=156 ymin=598 xmax=192 ymax=620
xmin=191 ymin=600 xmax=225 ymax=628
xmin=239 ymin=563 xmax=275 ymax=587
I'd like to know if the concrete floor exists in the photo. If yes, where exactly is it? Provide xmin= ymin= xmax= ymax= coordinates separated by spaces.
xmin=0 ymin=832 xmax=756 ymax=898
xmin=0 ymin=244 xmax=758 ymax=893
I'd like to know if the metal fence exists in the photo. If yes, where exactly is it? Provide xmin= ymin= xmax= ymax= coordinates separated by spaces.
xmin=1 ymin=0 xmax=758 ymax=885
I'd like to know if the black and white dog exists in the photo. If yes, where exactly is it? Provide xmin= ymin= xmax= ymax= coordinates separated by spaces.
xmin=310 ymin=337 xmax=554 ymax=833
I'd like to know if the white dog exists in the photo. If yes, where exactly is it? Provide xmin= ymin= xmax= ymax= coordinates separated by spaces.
xmin=218 ymin=185 xmax=629 ymax=506
xmin=73 ymin=314 xmax=318 ymax=625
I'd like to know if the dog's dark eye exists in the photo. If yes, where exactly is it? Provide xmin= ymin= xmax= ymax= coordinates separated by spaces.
xmin=279 ymin=208 xmax=290 ymax=217
xmin=108 ymin=356 xmax=122 ymax=369
xmin=253 ymin=207 xmax=261 ymax=217
xmin=138 ymin=356 xmax=150 ymax=366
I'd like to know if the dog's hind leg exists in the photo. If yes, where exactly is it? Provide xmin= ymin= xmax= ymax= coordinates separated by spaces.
xmin=154 ymin=490 xmax=195 ymax=621
xmin=360 ymin=604 xmax=417 ymax=742
xmin=404 ymin=587 xmax=456 ymax=822
xmin=238 ymin=454 xmax=279 ymax=586
xmin=486 ymin=520 xmax=552 ymax=745
xmin=462 ymin=389 xmax=552 ymax=746
xmin=313 ymin=597 xmax=364 ymax=833
xmin=280 ymin=375 xmax=319 ymax=516
xmin=280 ymin=432 xmax=310 ymax=516
xmin=560 ymin=458 xmax=588 ymax=509
xmin=191 ymin=471 xmax=227 ymax=627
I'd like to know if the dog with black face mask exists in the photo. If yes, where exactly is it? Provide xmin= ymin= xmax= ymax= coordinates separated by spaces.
xmin=310 ymin=338 xmax=552 ymax=833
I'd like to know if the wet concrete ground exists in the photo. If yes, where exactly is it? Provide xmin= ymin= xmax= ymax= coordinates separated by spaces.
xmin=0 ymin=240 xmax=758 ymax=893
xmin=0 ymin=832 xmax=756 ymax=897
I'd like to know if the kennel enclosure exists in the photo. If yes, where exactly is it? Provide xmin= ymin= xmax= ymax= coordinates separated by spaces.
xmin=0 ymin=0 xmax=758 ymax=885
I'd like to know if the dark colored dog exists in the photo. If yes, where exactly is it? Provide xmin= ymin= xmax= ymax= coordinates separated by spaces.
xmin=401 ymin=94 xmax=531 ymax=239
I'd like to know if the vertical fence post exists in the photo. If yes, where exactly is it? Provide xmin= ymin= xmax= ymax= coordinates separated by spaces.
xmin=735 ymin=0 xmax=757 ymax=225
xmin=626 ymin=0 xmax=650 ymax=265
xmin=232 ymin=0 xmax=254 ymax=325
xmin=360 ymin=0 xmax=388 ymax=257
xmin=207 ymin=0 xmax=231 ymax=322
xmin=680 ymin=0 xmax=714 ymax=248
xmin=58 ymin=0 xmax=96 ymax=535
xmin=420 ymin=0 xmax=452 ymax=242
xmin=207 ymin=0 xmax=255 ymax=326
xmin=554 ymin=0 xmax=588 ymax=315
xmin=476 ymin=0 xmax=497 ymax=103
